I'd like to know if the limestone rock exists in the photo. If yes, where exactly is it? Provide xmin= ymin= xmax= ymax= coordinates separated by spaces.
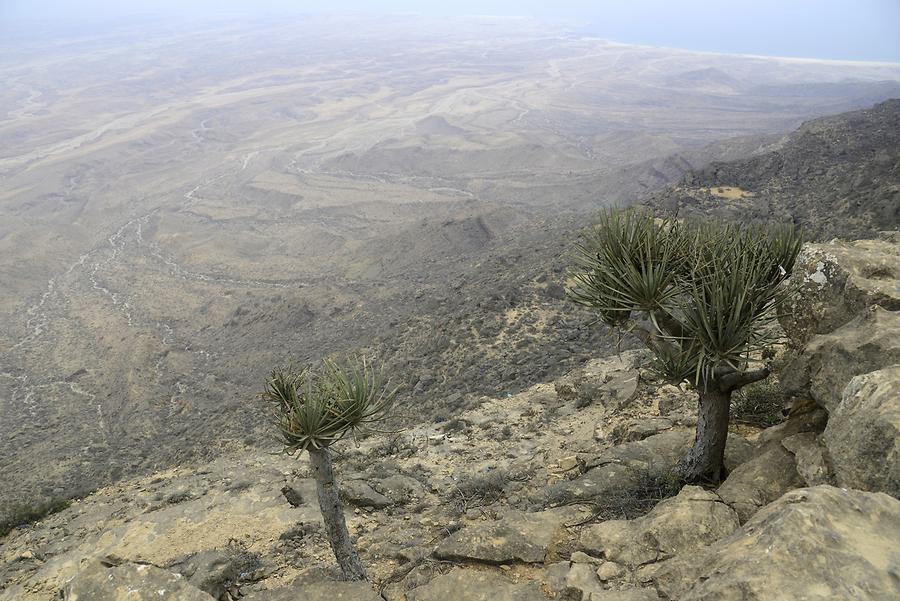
xmin=168 ymin=548 xmax=259 ymax=599
xmin=433 ymin=507 xmax=582 ymax=564
xmin=716 ymin=444 xmax=804 ymax=523
xmin=579 ymin=486 xmax=739 ymax=567
xmin=543 ymin=561 xmax=570 ymax=596
xmin=406 ymin=568 xmax=548 ymax=601
xmin=609 ymin=417 xmax=674 ymax=444
xmin=546 ymin=430 xmax=752 ymax=506
xmin=594 ymin=591 xmax=660 ymax=601
xmin=779 ymin=240 xmax=900 ymax=345
xmin=373 ymin=474 xmax=426 ymax=504
xmin=243 ymin=578 xmax=382 ymax=601
xmin=565 ymin=562 xmax=604 ymax=599
xmin=781 ymin=432 xmax=832 ymax=487
xmin=649 ymin=486 xmax=900 ymax=601
xmin=781 ymin=306 xmax=900 ymax=412
xmin=823 ymin=366 xmax=900 ymax=496
xmin=754 ymin=404 xmax=828 ymax=448
xmin=341 ymin=479 xmax=393 ymax=508
xmin=61 ymin=560 xmax=215 ymax=601
xmin=596 ymin=561 xmax=626 ymax=581
xmin=554 ymin=352 xmax=644 ymax=410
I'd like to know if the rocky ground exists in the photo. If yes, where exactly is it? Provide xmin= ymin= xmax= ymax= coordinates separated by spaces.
xmin=2 ymin=231 xmax=898 ymax=600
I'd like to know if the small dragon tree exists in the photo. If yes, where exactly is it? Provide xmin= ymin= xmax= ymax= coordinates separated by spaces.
xmin=569 ymin=210 xmax=801 ymax=483
xmin=262 ymin=357 xmax=396 ymax=581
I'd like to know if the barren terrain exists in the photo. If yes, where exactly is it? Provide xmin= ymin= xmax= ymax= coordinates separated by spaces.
xmin=2 ymin=15 xmax=899 ymax=515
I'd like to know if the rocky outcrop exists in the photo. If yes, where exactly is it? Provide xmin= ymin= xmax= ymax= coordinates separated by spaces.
xmin=545 ymin=430 xmax=752 ymax=506
xmin=716 ymin=444 xmax=805 ymax=523
xmin=553 ymin=352 xmax=643 ymax=410
xmin=406 ymin=569 xmax=547 ymax=601
xmin=242 ymin=578 xmax=382 ymax=601
xmin=579 ymin=486 xmax=739 ymax=567
xmin=781 ymin=306 xmax=900 ymax=412
xmin=823 ymin=366 xmax=900 ymax=497
xmin=780 ymin=432 xmax=831 ymax=487
xmin=341 ymin=479 xmax=394 ymax=509
xmin=168 ymin=548 xmax=260 ymax=600
xmin=61 ymin=560 xmax=215 ymax=601
xmin=433 ymin=507 xmax=584 ymax=564
xmin=779 ymin=238 xmax=900 ymax=345
xmin=646 ymin=486 xmax=900 ymax=601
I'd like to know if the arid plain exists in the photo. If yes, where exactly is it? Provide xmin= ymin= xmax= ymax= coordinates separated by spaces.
xmin=2 ymin=15 xmax=899 ymax=514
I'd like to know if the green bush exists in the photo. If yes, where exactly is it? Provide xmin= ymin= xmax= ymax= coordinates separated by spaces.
xmin=1 ymin=498 xmax=71 ymax=538
xmin=731 ymin=378 xmax=786 ymax=427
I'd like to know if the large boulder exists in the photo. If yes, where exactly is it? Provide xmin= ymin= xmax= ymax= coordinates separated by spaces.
xmin=823 ymin=366 xmax=900 ymax=497
xmin=340 ymin=479 xmax=393 ymax=508
xmin=433 ymin=507 xmax=584 ymax=564
xmin=61 ymin=560 xmax=215 ymax=601
xmin=780 ymin=432 xmax=832 ymax=487
xmin=168 ymin=548 xmax=259 ymax=599
xmin=579 ymin=486 xmax=739 ymax=567
xmin=781 ymin=306 xmax=900 ymax=413
xmin=779 ymin=238 xmax=900 ymax=345
xmin=716 ymin=444 xmax=805 ymax=523
xmin=406 ymin=568 xmax=547 ymax=601
xmin=545 ymin=430 xmax=752 ymax=506
xmin=646 ymin=486 xmax=900 ymax=601
xmin=554 ymin=352 xmax=644 ymax=410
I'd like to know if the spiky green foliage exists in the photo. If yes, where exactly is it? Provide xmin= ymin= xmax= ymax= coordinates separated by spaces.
xmin=263 ymin=357 xmax=397 ymax=454
xmin=570 ymin=209 xmax=801 ymax=388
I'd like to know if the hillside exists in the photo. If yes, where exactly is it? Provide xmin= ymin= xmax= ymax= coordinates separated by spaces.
xmin=10 ymin=18 xmax=900 ymax=521
xmin=645 ymin=98 xmax=900 ymax=239
xmin=3 ymin=231 xmax=900 ymax=599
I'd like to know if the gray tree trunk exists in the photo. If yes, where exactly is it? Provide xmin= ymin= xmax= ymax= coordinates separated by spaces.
xmin=308 ymin=448 xmax=367 ymax=581
xmin=677 ymin=387 xmax=731 ymax=483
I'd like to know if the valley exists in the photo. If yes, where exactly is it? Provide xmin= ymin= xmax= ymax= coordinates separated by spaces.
xmin=2 ymin=14 xmax=899 ymax=517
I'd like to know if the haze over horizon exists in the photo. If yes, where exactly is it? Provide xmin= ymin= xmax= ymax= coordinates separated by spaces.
xmin=2 ymin=0 xmax=900 ymax=63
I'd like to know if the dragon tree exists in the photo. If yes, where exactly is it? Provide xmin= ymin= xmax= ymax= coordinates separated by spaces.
xmin=262 ymin=357 xmax=397 ymax=581
xmin=569 ymin=209 xmax=801 ymax=483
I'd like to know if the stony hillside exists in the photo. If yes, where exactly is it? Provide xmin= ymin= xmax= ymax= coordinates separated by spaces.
xmin=645 ymin=98 xmax=900 ymax=239
xmin=2 ymin=233 xmax=899 ymax=600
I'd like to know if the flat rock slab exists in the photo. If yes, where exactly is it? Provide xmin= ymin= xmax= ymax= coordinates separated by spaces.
xmin=545 ymin=431 xmax=752 ymax=506
xmin=580 ymin=486 xmax=739 ymax=567
xmin=647 ymin=486 xmax=900 ymax=601
xmin=406 ymin=568 xmax=548 ymax=601
xmin=433 ymin=507 xmax=584 ymax=564
xmin=61 ymin=560 xmax=214 ymax=601
xmin=716 ymin=444 xmax=804 ymax=524
xmin=245 ymin=581 xmax=381 ymax=601
xmin=341 ymin=479 xmax=393 ymax=508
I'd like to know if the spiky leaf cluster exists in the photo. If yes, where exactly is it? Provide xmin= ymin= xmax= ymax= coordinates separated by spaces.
xmin=569 ymin=209 xmax=801 ymax=386
xmin=263 ymin=357 xmax=397 ymax=454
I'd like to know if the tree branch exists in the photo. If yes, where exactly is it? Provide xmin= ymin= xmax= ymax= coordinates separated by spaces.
xmin=718 ymin=366 xmax=770 ymax=392
xmin=650 ymin=309 xmax=688 ymax=340
xmin=624 ymin=315 xmax=678 ymax=357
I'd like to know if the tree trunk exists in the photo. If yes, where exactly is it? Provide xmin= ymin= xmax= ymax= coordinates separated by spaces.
xmin=677 ymin=387 xmax=731 ymax=483
xmin=308 ymin=448 xmax=367 ymax=581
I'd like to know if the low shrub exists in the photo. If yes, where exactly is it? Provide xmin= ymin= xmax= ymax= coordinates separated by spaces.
xmin=0 ymin=498 xmax=71 ymax=538
xmin=731 ymin=378 xmax=787 ymax=428
xmin=567 ymin=468 xmax=684 ymax=525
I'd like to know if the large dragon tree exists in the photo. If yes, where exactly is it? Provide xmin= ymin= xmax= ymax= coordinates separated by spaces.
xmin=262 ymin=357 xmax=396 ymax=581
xmin=569 ymin=210 xmax=801 ymax=483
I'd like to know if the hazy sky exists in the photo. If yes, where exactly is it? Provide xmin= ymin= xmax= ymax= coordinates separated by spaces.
xmin=3 ymin=0 xmax=899 ymax=62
